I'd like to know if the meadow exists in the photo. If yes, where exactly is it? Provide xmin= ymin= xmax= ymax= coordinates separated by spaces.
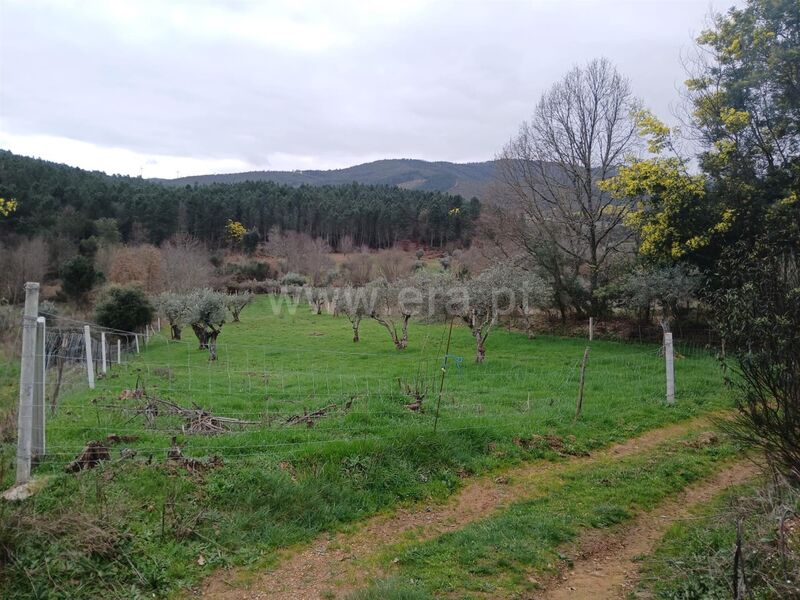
xmin=0 ymin=296 xmax=733 ymax=598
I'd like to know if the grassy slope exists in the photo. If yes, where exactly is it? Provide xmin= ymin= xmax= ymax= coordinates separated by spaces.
xmin=0 ymin=297 xmax=731 ymax=598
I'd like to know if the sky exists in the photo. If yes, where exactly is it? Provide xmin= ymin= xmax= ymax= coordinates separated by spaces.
xmin=0 ymin=0 xmax=740 ymax=179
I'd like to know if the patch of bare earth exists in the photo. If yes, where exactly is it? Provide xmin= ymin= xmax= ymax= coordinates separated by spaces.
xmin=534 ymin=459 xmax=760 ymax=600
xmin=194 ymin=415 xmax=726 ymax=600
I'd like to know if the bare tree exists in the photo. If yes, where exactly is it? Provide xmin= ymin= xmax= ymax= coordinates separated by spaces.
xmin=373 ymin=247 xmax=414 ymax=282
xmin=0 ymin=236 xmax=48 ymax=304
xmin=265 ymin=229 xmax=334 ymax=285
xmin=160 ymin=235 xmax=213 ymax=293
xmin=497 ymin=58 xmax=640 ymax=317
xmin=338 ymin=234 xmax=355 ymax=255
xmin=342 ymin=250 xmax=374 ymax=285
xmin=109 ymin=244 xmax=165 ymax=293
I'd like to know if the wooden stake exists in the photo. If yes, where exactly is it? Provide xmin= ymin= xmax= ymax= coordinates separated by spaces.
xmin=574 ymin=347 xmax=590 ymax=422
xmin=588 ymin=317 xmax=594 ymax=341
xmin=433 ymin=318 xmax=455 ymax=433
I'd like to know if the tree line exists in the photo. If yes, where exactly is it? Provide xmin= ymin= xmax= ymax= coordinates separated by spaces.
xmin=0 ymin=150 xmax=480 ymax=250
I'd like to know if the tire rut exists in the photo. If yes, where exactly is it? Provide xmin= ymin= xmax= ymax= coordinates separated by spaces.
xmin=533 ymin=459 xmax=760 ymax=600
xmin=195 ymin=414 xmax=727 ymax=600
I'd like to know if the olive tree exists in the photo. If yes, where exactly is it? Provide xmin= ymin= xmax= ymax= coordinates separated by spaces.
xmin=305 ymin=287 xmax=328 ymax=315
xmin=367 ymin=278 xmax=418 ymax=350
xmin=339 ymin=285 xmax=371 ymax=342
xmin=513 ymin=269 xmax=552 ymax=338
xmin=421 ymin=265 xmax=527 ymax=363
xmin=156 ymin=291 xmax=191 ymax=340
xmin=225 ymin=291 xmax=253 ymax=322
xmin=602 ymin=264 xmax=700 ymax=330
xmin=187 ymin=289 xmax=226 ymax=360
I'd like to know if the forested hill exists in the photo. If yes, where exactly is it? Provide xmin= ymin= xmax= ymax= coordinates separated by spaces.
xmin=153 ymin=159 xmax=498 ymax=199
xmin=0 ymin=150 xmax=480 ymax=249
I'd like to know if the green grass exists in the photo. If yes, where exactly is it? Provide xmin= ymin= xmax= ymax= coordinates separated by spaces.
xmin=0 ymin=297 xmax=732 ymax=598
xmin=355 ymin=434 xmax=742 ymax=598
xmin=637 ymin=480 xmax=800 ymax=599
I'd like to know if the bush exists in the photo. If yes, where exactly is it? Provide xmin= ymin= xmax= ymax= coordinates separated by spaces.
xmin=95 ymin=286 xmax=154 ymax=333
xmin=242 ymin=230 xmax=260 ymax=255
xmin=78 ymin=236 xmax=99 ymax=258
xmin=108 ymin=245 xmax=164 ymax=292
xmin=280 ymin=272 xmax=307 ymax=287
xmin=227 ymin=279 xmax=281 ymax=295
xmin=60 ymin=255 xmax=100 ymax=301
xmin=227 ymin=261 xmax=273 ymax=281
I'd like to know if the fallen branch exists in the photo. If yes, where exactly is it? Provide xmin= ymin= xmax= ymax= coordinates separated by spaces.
xmin=66 ymin=441 xmax=110 ymax=473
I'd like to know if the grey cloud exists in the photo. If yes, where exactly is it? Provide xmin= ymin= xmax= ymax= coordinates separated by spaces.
xmin=0 ymin=0 xmax=741 ymax=173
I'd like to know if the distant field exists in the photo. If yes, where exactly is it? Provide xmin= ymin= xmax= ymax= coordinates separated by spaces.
xmin=0 ymin=297 xmax=733 ymax=599
xmin=35 ymin=296 xmax=727 ymax=471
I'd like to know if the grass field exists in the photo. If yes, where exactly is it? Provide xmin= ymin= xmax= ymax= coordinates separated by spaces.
xmin=0 ymin=297 xmax=733 ymax=598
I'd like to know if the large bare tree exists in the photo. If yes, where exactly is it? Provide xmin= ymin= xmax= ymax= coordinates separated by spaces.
xmin=497 ymin=58 xmax=640 ymax=317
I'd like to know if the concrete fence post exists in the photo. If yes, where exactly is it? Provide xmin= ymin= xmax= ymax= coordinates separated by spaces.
xmin=589 ymin=317 xmax=594 ymax=342
xmin=15 ymin=282 xmax=39 ymax=485
xmin=100 ymin=331 xmax=108 ymax=375
xmin=117 ymin=338 xmax=122 ymax=365
xmin=665 ymin=331 xmax=675 ymax=404
xmin=83 ymin=325 xmax=95 ymax=390
xmin=134 ymin=334 xmax=140 ymax=354
xmin=32 ymin=316 xmax=46 ymax=459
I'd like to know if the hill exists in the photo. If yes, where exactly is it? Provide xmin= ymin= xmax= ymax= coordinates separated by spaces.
xmin=154 ymin=158 xmax=499 ymax=199
xmin=0 ymin=150 xmax=479 ymax=249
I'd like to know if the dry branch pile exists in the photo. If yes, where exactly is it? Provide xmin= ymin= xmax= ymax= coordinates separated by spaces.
xmin=284 ymin=398 xmax=354 ymax=427
xmin=109 ymin=386 xmax=258 ymax=434
xmin=65 ymin=441 xmax=110 ymax=473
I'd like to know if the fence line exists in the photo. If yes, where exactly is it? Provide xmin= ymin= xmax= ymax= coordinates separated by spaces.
xmin=8 ymin=283 xmax=725 ymax=486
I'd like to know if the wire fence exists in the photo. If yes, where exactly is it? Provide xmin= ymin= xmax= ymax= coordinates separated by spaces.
xmin=7 ymin=295 xmax=729 ymax=482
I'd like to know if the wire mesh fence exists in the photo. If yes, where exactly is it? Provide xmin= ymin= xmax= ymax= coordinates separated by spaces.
xmin=8 ymin=309 xmax=728 ymax=477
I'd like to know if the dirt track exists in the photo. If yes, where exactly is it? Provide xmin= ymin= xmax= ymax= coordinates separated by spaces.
xmin=536 ymin=460 xmax=759 ymax=600
xmin=196 ymin=414 xmax=733 ymax=600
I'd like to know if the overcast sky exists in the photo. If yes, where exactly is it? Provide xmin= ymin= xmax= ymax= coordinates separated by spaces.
xmin=0 ymin=0 xmax=739 ymax=178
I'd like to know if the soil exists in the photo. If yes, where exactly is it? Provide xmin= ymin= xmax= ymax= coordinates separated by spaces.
xmin=194 ymin=414 xmax=734 ymax=600
xmin=534 ymin=460 xmax=760 ymax=600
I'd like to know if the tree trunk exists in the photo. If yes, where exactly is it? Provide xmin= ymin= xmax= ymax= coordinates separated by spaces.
xmin=352 ymin=316 xmax=361 ymax=342
xmin=374 ymin=315 xmax=406 ymax=349
xmin=207 ymin=329 xmax=219 ymax=361
xmin=399 ymin=314 xmax=410 ymax=349
xmin=191 ymin=323 xmax=208 ymax=349
xmin=232 ymin=310 xmax=240 ymax=322
xmin=170 ymin=323 xmax=182 ymax=340
xmin=474 ymin=329 xmax=486 ymax=363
